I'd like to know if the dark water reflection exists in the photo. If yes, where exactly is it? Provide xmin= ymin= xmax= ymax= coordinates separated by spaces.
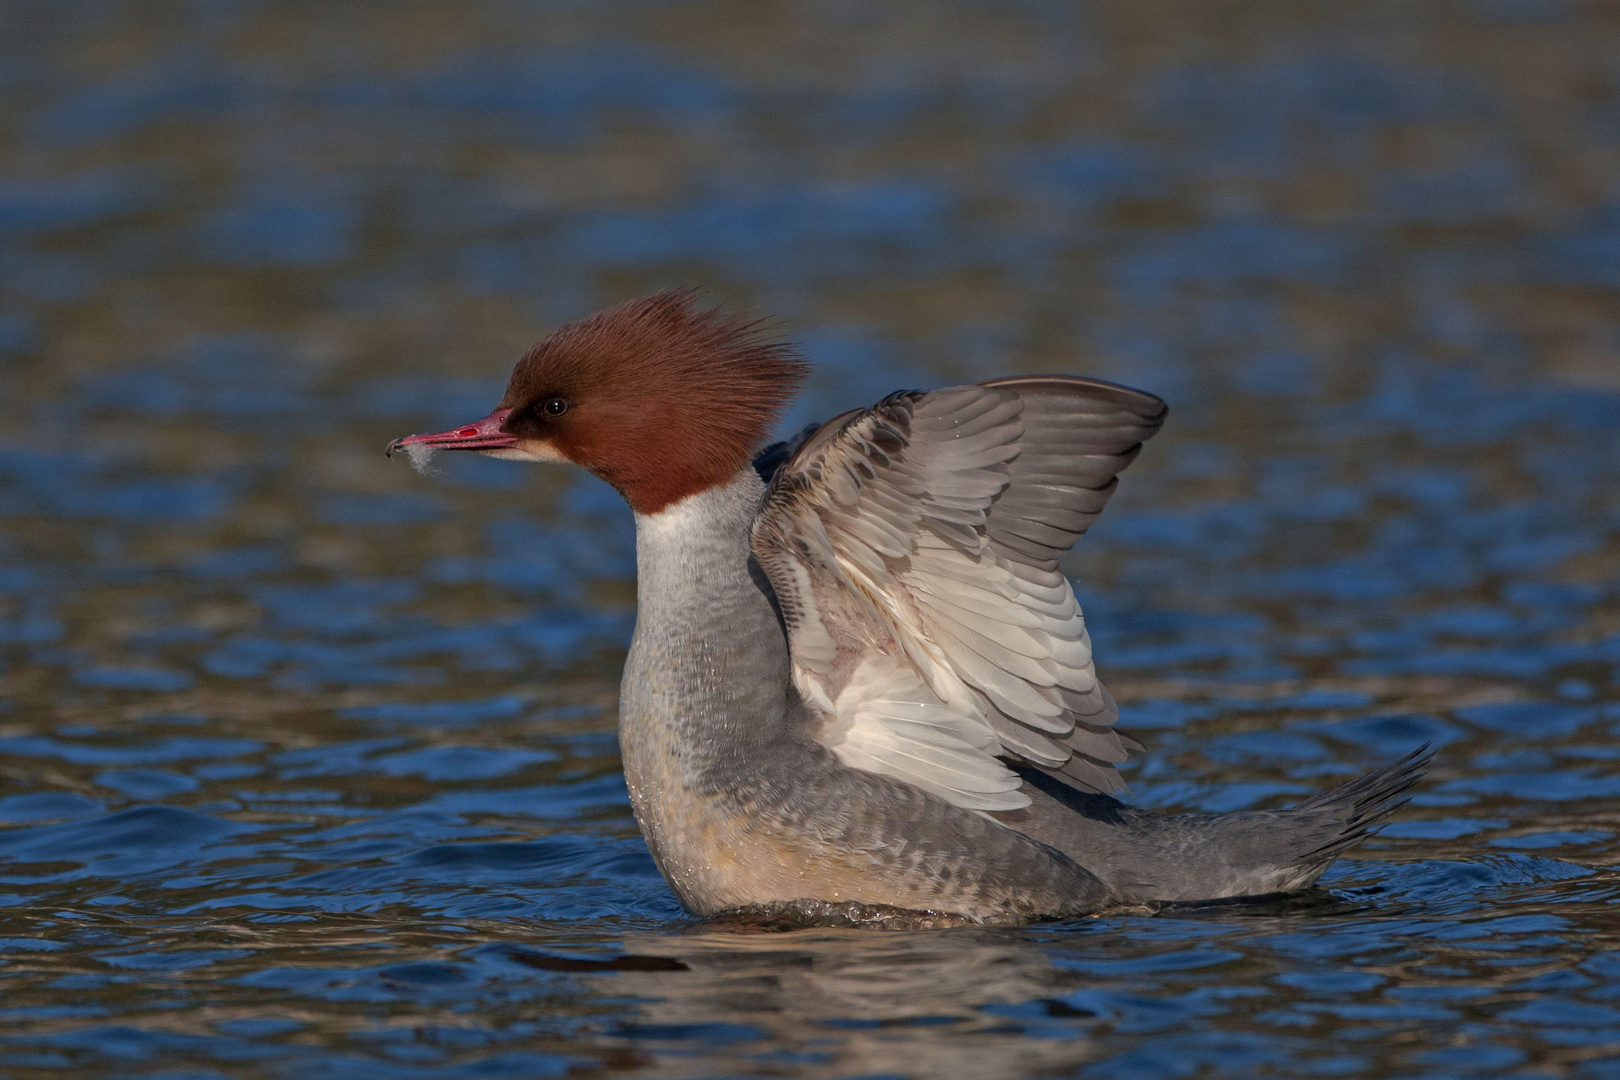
xmin=3 ymin=1 xmax=1620 ymax=1076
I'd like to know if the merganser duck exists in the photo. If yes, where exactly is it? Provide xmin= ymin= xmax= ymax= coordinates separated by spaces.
xmin=388 ymin=291 xmax=1430 ymax=927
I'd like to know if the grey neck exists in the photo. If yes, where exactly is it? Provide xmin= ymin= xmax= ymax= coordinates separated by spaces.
xmin=619 ymin=467 xmax=795 ymax=790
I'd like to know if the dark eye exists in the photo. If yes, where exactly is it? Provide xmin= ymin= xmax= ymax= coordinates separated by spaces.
xmin=541 ymin=396 xmax=570 ymax=418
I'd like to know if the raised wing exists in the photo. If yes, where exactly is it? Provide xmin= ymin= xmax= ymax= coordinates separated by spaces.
xmin=751 ymin=376 xmax=1166 ymax=811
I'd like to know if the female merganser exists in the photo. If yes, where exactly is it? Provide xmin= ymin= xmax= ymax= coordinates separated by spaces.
xmin=388 ymin=290 xmax=1429 ymax=927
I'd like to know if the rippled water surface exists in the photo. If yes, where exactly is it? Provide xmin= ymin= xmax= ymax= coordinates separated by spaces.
xmin=3 ymin=1 xmax=1620 ymax=1076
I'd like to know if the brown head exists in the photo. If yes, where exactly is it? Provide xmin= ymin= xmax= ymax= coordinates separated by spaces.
xmin=386 ymin=291 xmax=808 ymax=514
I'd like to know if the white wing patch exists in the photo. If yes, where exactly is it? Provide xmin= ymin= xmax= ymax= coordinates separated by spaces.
xmin=821 ymin=655 xmax=1026 ymax=811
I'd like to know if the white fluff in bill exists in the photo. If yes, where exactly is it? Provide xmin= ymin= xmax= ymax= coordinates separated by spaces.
xmin=404 ymin=442 xmax=442 ymax=476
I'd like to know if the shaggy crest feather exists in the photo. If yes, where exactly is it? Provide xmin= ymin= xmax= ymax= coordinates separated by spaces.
xmin=499 ymin=290 xmax=807 ymax=514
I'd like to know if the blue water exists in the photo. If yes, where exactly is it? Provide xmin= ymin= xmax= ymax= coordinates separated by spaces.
xmin=2 ymin=2 xmax=1619 ymax=1076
